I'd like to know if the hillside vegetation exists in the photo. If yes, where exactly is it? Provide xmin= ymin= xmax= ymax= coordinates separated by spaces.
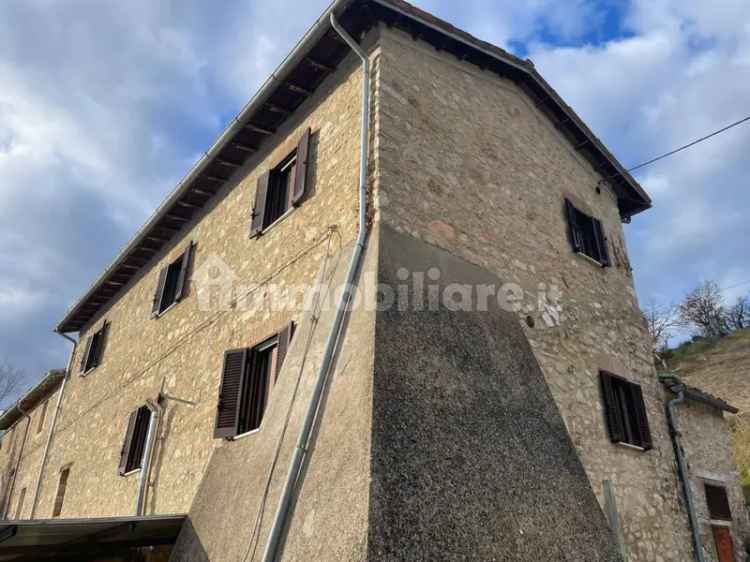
xmin=665 ymin=328 xmax=750 ymax=485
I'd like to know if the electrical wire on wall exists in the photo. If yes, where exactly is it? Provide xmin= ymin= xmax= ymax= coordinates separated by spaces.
xmin=241 ymin=232 xmax=341 ymax=562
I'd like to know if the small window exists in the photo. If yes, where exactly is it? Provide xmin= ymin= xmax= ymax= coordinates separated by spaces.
xmin=15 ymin=487 xmax=26 ymax=520
xmin=52 ymin=467 xmax=70 ymax=517
xmin=706 ymin=484 xmax=733 ymax=522
xmin=214 ymin=323 xmax=295 ymax=439
xmin=118 ymin=406 xmax=152 ymax=476
xmin=250 ymin=128 xmax=311 ymax=237
xmin=80 ymin=322 xmax=109 ymax=375
xmin=37 ymin=400 xmax=49 ymax=434
xmin=600 ymin=371 xmax=652 ymax=450
xmin=565 ymin=199 xmax=611 ymax=266
xmin=152 ymin=243 xmax=194 ymax=316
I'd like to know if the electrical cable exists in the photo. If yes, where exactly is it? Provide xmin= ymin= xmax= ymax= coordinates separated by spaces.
xmin=627 ymin=115 xmax=750 ymax=173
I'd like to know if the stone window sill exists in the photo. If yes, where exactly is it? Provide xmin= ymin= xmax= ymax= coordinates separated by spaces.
xmin=231 ymin=428 xmax=261 ymax=441
xmin=616 ymin=441 xmax=647 ymax=453
xmin=576 ymin=251 xmax=606 ymax=269
xmin=250 ymin=206 xmax=296 ymax=239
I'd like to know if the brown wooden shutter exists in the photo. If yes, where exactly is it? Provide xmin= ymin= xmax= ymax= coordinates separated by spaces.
xmin=565 ymin=199 xmax=584 ymax=253
xmin=214 ymin=349 xmax=249 ymax=439
xmin=174 ymin=242 xmax=194 ymax=302
xmin=292 ymin=128 xmax=311 ymax=206
xmin=275 ymin=322 xmax=295 ymax=381
xmin=79 ymin=335 xmax=94 ymax=373
xmin=152 ymin=267 xmax=169 ymax=315
xmin=118 ymin=410 xmax=138 ymax=476
xmin=629 ymin=383 xmax=652 ymax=450
xmin=593 ymin=218 xmax=611 ymax=267
xmin=250 ymin=172 xmax=271 ymax=237
xmin=600 ymin=371 xmax=625 ymax=443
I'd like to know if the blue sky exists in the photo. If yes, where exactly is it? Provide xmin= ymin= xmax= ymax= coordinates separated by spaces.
xmin=1 ymin=0 xmax=749 ymax=403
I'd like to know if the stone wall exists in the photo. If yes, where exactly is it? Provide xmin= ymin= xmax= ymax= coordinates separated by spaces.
xmin=374 ymin=25 xmax=696 ymax=561
xmin=6 ymin=49 xmax=366 ymax=521
xmin=678 ymin=399 xmax=750 ymax=561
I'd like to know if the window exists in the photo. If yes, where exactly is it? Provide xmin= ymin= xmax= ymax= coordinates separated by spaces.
xmin=118 ymin=406 xmax=152 ymax=476
xmin=152 ymin=242 xmax=194 ymax=316
xmin=37 ymin=400 xmax=49 ymax=434
xmin=565 ymin=199 xmax=611 ymax=266
xmin=250 ymin=128 xmax=311 ymax=236
xmin=214 ymin=323 xmax=295 ymax=438
xmin=79 ymin=322 xmax=109 ymax=374
xmin=600 ymin=371 xmax=652 ymax=450
xmin=15 ymin=487 xmax=25 ymax=520
xmin=706 ymin=484 xmax=733 ymax=522
xmin=52 ymin=467 xmax=70 ymax=517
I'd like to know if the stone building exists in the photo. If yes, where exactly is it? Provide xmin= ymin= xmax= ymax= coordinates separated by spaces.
xmin=0 ymin=1 xmax=747 ymax=561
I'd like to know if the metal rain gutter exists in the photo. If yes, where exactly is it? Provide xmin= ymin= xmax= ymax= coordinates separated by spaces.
xmin=56 ymin=0 xmax=357 ymax=333
xmin=260 ymin=12 xmax=371 ymax=562
xmin=30 ymin=333 xmax=77 ymax=519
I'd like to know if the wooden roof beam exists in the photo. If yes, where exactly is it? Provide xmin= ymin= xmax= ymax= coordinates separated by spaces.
xmin=245 ymin=123 xmax=274 ymax=135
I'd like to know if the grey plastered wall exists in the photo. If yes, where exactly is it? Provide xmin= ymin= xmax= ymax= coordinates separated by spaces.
xmin=367 ymin=224 xmax=623 ymax=561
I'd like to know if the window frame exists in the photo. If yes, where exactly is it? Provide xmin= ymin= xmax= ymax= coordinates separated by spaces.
xmin=705 ymin=483 xmax=733 ymax=522
xmin=36 ymin=400 xmax=49 ymax=435
xmin=250 ymin=128 xmax=311 ymax=238
xmin=152 ymin=242 xmax=194 ymax=318
xmin=118 ymin=406 xmax=152 ymax=477
xmin=564 ymin=199 xmax=611 ymax=267
xmin=80 ymin=322 xmax=109 ymax=376
xmin=600 ymin=371 xmax=652 ymax=451
xmin=52 ymin=466 xmax=71 ymax=518
xmin=214 ymin=323 xmax=295 ymax=440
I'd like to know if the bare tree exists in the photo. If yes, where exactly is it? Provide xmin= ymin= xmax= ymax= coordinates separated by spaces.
xmin=726 ymin=295 xmax=749 ymax=331
xmin=679 ymin=280 xmax=728 ymax=338
xmin=643 ymin=301 xmax=681 ymax=352
xmin=0 ymin=363 xmax=21 ymax=411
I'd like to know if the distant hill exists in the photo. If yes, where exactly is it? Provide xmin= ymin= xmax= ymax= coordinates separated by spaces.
xmin=665 ymin=328 xmax=750 ymax=486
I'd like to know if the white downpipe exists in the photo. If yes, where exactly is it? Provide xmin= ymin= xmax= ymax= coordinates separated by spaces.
xmin=136 ymin=398 xmax=163 ymax=516
xmin=260 ymin=13 xmax=370 ymax=562
xmin=30 ymin=332 xmax=77 ymax=519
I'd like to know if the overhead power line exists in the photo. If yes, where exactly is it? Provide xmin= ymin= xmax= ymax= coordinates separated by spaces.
xmin=628 ymin=114 xmax=750 ymax=173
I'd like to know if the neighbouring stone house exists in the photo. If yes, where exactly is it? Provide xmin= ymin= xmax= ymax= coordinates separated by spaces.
xmin=0 ymin=1 xmax=747 ymax=561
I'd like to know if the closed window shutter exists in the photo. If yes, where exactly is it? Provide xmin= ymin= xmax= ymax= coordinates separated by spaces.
xmin=565 ymin=199 xmax=583 ymax=253
xmin=250 ymin=172 xmax=271 ymax=237
xmin=214 ymin=349 xmax=249 ymax=438
xmin=629 ymin=383 xmax=652 ymax=450
xmin=600 ymin=372 xmax=625 ymax=443
xmin=118 ymin=411 xmax=138 ymax=476
xmin=79 ymin=335 xmax=94 ymax=373
xmin=292 ymin=128 xmax=311 ymax=206
xmin=593 ymin=218 xmax=611 ymax=267
xmin=174 ymin=242 xmax=194 ymax=302
xmin=275 ymin=322 xmax=295 ymax=381
xmin=152 ymin=267 xmax=169 ymax=316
